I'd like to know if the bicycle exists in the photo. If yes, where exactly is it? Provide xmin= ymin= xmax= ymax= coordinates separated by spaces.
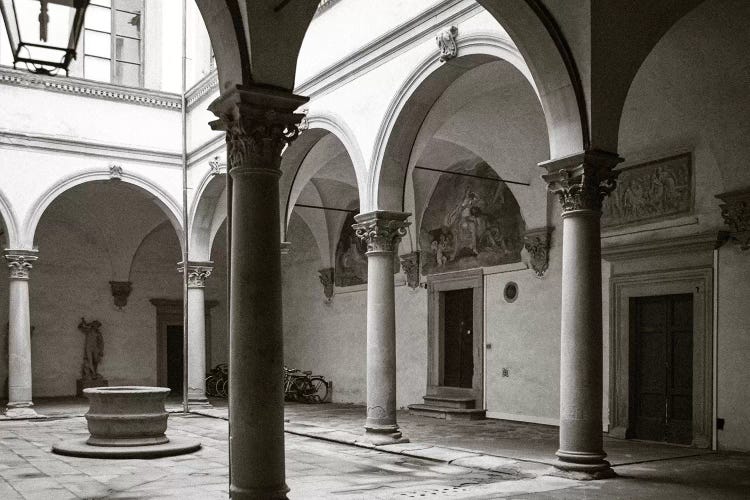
xmin=283 ymin=366 xmax=329 ymax=403
xmin=205 ymin=363 xmax=228 ymax=398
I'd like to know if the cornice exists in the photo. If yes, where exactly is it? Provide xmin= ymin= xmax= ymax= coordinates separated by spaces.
xmin=186 ymin=71 xmax=219 ymax=111
xmin=601 ymin=231 xmax=725 ymax=261
xmin=0 ymin=66 xmax=182 ymax=110
xmin=0 ymin=130 xmax=182 ymax=167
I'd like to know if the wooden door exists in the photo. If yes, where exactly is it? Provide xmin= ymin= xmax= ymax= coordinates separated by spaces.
xmin=166 ymin=324 xmax=184 ymax=395
xmin=633 ymin=294 xmax=693 ymax=444
xmin=443 ymin=288 xmax=474 ymax=388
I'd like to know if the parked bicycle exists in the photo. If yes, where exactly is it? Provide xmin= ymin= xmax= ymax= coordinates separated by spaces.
xmin=283 ymin=366 xmax=329 ymax=403
xmin=205 ymin=363 xmax=228 ymax=398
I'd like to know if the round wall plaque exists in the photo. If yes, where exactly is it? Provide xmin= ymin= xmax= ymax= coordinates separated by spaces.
xmin=503 ymin=282 xmax=518 ymax=303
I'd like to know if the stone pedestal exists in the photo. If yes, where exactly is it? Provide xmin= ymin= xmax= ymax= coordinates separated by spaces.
xmin=353 ymin=211 xmax=411 ymax=445
xmin=4 ymin=250 xmax=38 ymax=418
xmin=542 ymin=150 xmax=622 ymax=478
xmin=209 ymin=85 xmax=307 ymax=499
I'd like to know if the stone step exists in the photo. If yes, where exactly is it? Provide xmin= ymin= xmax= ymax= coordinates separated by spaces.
xmin=407 ymin=404 xmax=486 ymax=421
xmin=422 ymin=395 xmax=476 ymax=409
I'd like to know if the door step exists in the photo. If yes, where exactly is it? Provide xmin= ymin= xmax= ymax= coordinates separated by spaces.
xmin=409 ymin=396 xmax=487 ymax=420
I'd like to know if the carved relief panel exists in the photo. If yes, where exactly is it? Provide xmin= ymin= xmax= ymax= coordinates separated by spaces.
xmin=602 ymin=153 xmax=692 ymax=227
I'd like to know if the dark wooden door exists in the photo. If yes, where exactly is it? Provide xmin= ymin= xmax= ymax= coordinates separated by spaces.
xmin=633 ymin=294 xmax=693 ymax=444
xmin=443 ymin=288 xmax=474 ymax=388
xmin=166 ymin=324 xmax=184 ymax=395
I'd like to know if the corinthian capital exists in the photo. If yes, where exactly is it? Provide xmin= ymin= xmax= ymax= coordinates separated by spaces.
xmin=208 ymin=85 xmax=308 ymax=172
xmin=541 ymin=150 xmax=623 ymax=215
xmin=353 ymin=211 xmax=411 ymax=254
xmin=178 ymin=261 xmax=214 ymax=288
xmin=4 ymin=250 xmax=38 ymax=280
xmin=716 ymin=188 xmax=750 ymax=250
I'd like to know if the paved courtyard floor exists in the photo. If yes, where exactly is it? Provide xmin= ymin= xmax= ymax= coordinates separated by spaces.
xmin=0 ymin=399 xmax=748 ymax=499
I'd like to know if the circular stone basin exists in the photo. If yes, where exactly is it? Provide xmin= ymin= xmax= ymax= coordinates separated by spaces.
xmin=84 ymin=386 xmax=171 ymax=447
xmin=52 ymin=386 xmax=201 ymax=459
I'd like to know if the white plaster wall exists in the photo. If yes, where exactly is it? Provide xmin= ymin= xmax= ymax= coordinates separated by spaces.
xmin=206 ymin=222 xmax=228 ymax=368
xmin=716 ymin=246 xmax=750 ymax=451
xmin=0 ymin=86 xmax=182 ymax=154
xmin=484 ymin=219 xmax=562 ymax=423
xmin=29 ymin=217 xmax=181 ymax=397
xmin=282 ymin=214 xmax=428 ymax=407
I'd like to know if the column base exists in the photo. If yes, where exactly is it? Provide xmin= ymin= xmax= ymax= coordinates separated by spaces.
xmin=187 ymin=396 xmax=212 ymax=408
xmin=553 ymin=450 xmax=615 ymax=479
xmin=4 ymin=403 xmax=39 ymax=419
xmin=362 ymin=425 xmax=410 ymax=445
xmin=229 ymin=484 xmax=289 ymax=500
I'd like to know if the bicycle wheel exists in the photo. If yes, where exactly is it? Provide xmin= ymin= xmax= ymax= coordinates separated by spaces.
xmin=220 ymin=378 xmax=228 ymax=398
xmin=306 ymin=377 xmax=329 ymax=403
xmin=291 ymin=377 xmax=307 ymax=402
xmin=205 ymin=375 xmax=217 ymax=397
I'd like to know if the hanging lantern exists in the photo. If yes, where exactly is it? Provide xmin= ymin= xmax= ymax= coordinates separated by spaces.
xmin=0 ymin=0 xmax=89 ymax=75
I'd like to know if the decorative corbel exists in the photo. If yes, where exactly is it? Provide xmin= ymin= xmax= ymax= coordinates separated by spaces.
xmin=399 ymin=252 xmax=420 ymax=289
xmin=716 ymin=189 xmax=750 ymax=250
xmin=109 ymin=281 xmax=132 ymax=309
xmin=109 ymin=164 xmax=123 ymax=180
xmin=318 ymin=267 xmax=334 ymax=302
xmin=523 ymin=227 xmax=553 ymax=278
xmin=436 ymin=26 xmax=458 ymax=62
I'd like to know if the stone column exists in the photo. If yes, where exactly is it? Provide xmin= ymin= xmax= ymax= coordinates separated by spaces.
xmin=4 ymin=250 xmax=38 ymax=418
xmin=179 ymin=261 xmax=213 ymax=406
xmin=353 ymin=211 xmax=411 ymax=445
xmin=209 ymin=86 xmax=307 ymax=500
xmin=541 ymin=150 xmax=622 ymax=478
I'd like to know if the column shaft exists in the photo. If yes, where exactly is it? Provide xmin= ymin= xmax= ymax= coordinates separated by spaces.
xmin=541 ymin=150 xmax=621 ymax=478
xmin=187 ymin=287 xmax=208 ymax=404
xmin=365 ymin=251 xmax=398 ymax=432
xmin=557 ymin=211 xmax=607 ymax=469
xmin=4 ymin=251 xmax=38 ymax=418
xmin=8 ymin=279 xmax=33 ymax=410
xmin=354 ymin=210 xmax=410 ymax=445
xmin=209 ymin=86 xmax=307 ymax=500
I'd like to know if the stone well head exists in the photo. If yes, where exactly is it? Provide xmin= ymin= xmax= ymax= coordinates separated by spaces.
xmin=84 ymin=386 xmax=171 ymax=447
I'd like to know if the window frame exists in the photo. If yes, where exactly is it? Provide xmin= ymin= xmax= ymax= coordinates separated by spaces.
xmin=83 ymin=0 xmax=144 ymax=87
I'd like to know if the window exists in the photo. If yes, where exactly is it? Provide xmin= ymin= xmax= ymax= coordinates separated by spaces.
xmin=83 ymin=0 xmax=143 ymax=87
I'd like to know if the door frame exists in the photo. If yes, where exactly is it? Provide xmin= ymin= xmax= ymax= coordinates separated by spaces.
xmin=426 ymin=268 xmax=484 ymax=405
xmin=609 ymin=268 xmax=713 ymax=447
xmin=149 ymin=298 xmax=218 ymax=388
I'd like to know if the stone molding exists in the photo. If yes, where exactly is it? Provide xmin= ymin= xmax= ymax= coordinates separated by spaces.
xmin=208 ymin=86 xmax=308 ymax=172
xmin=353 ymin=211 xmax=411 ymax=254
xmin=0 ymin=66 xmax=181 ymax=110
xmin=523 ymin=227 xmax=553 ymax=278
xmin=318 ymin=267 xmax=335 ymax=301
xmin=4 ymin=250 xmax=38 ymax=280
xmin=399 ymin=251 xmax=420 ymax=289
xmin=716 ymin=189 xmax=750 ymax=250
xmin=109 ymin=281 xmax=132 ymax=309
xmin=541 ymin=150 xmax=623 ymax=215
xmin=178 ymin=261 xmax=213 ymax=288
xmin=437 ymin=26 xmax=459 ymax=62
xmin=186 ymin=71 xmax=219 ymax=110
xmin=280 ymin=242 xmax=292 ymax=255
xmin=601 ymin=231 xmax=725 ymax=262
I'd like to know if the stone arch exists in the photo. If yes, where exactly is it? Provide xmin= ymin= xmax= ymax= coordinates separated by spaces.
xmin=190 ymin=170 xmax=227 ymax=262
xmin=280 ymin=112 xmax=367 ymax=236
xmin=194 ymin=0 xmax=319 ymax=90
xmin=24 ymin=171 xmax=183 ymax=250
xmin=369 ymin=35 xmax=548 ymax=212
xmin=0 ymin=186 xmax=19 ymax=249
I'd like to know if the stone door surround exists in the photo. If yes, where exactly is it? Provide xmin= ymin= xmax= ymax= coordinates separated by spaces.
xmin=426 ymin=268 xmax=484 ymax=405
xmin=608 ymin=267 xmax=713 ymax=448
